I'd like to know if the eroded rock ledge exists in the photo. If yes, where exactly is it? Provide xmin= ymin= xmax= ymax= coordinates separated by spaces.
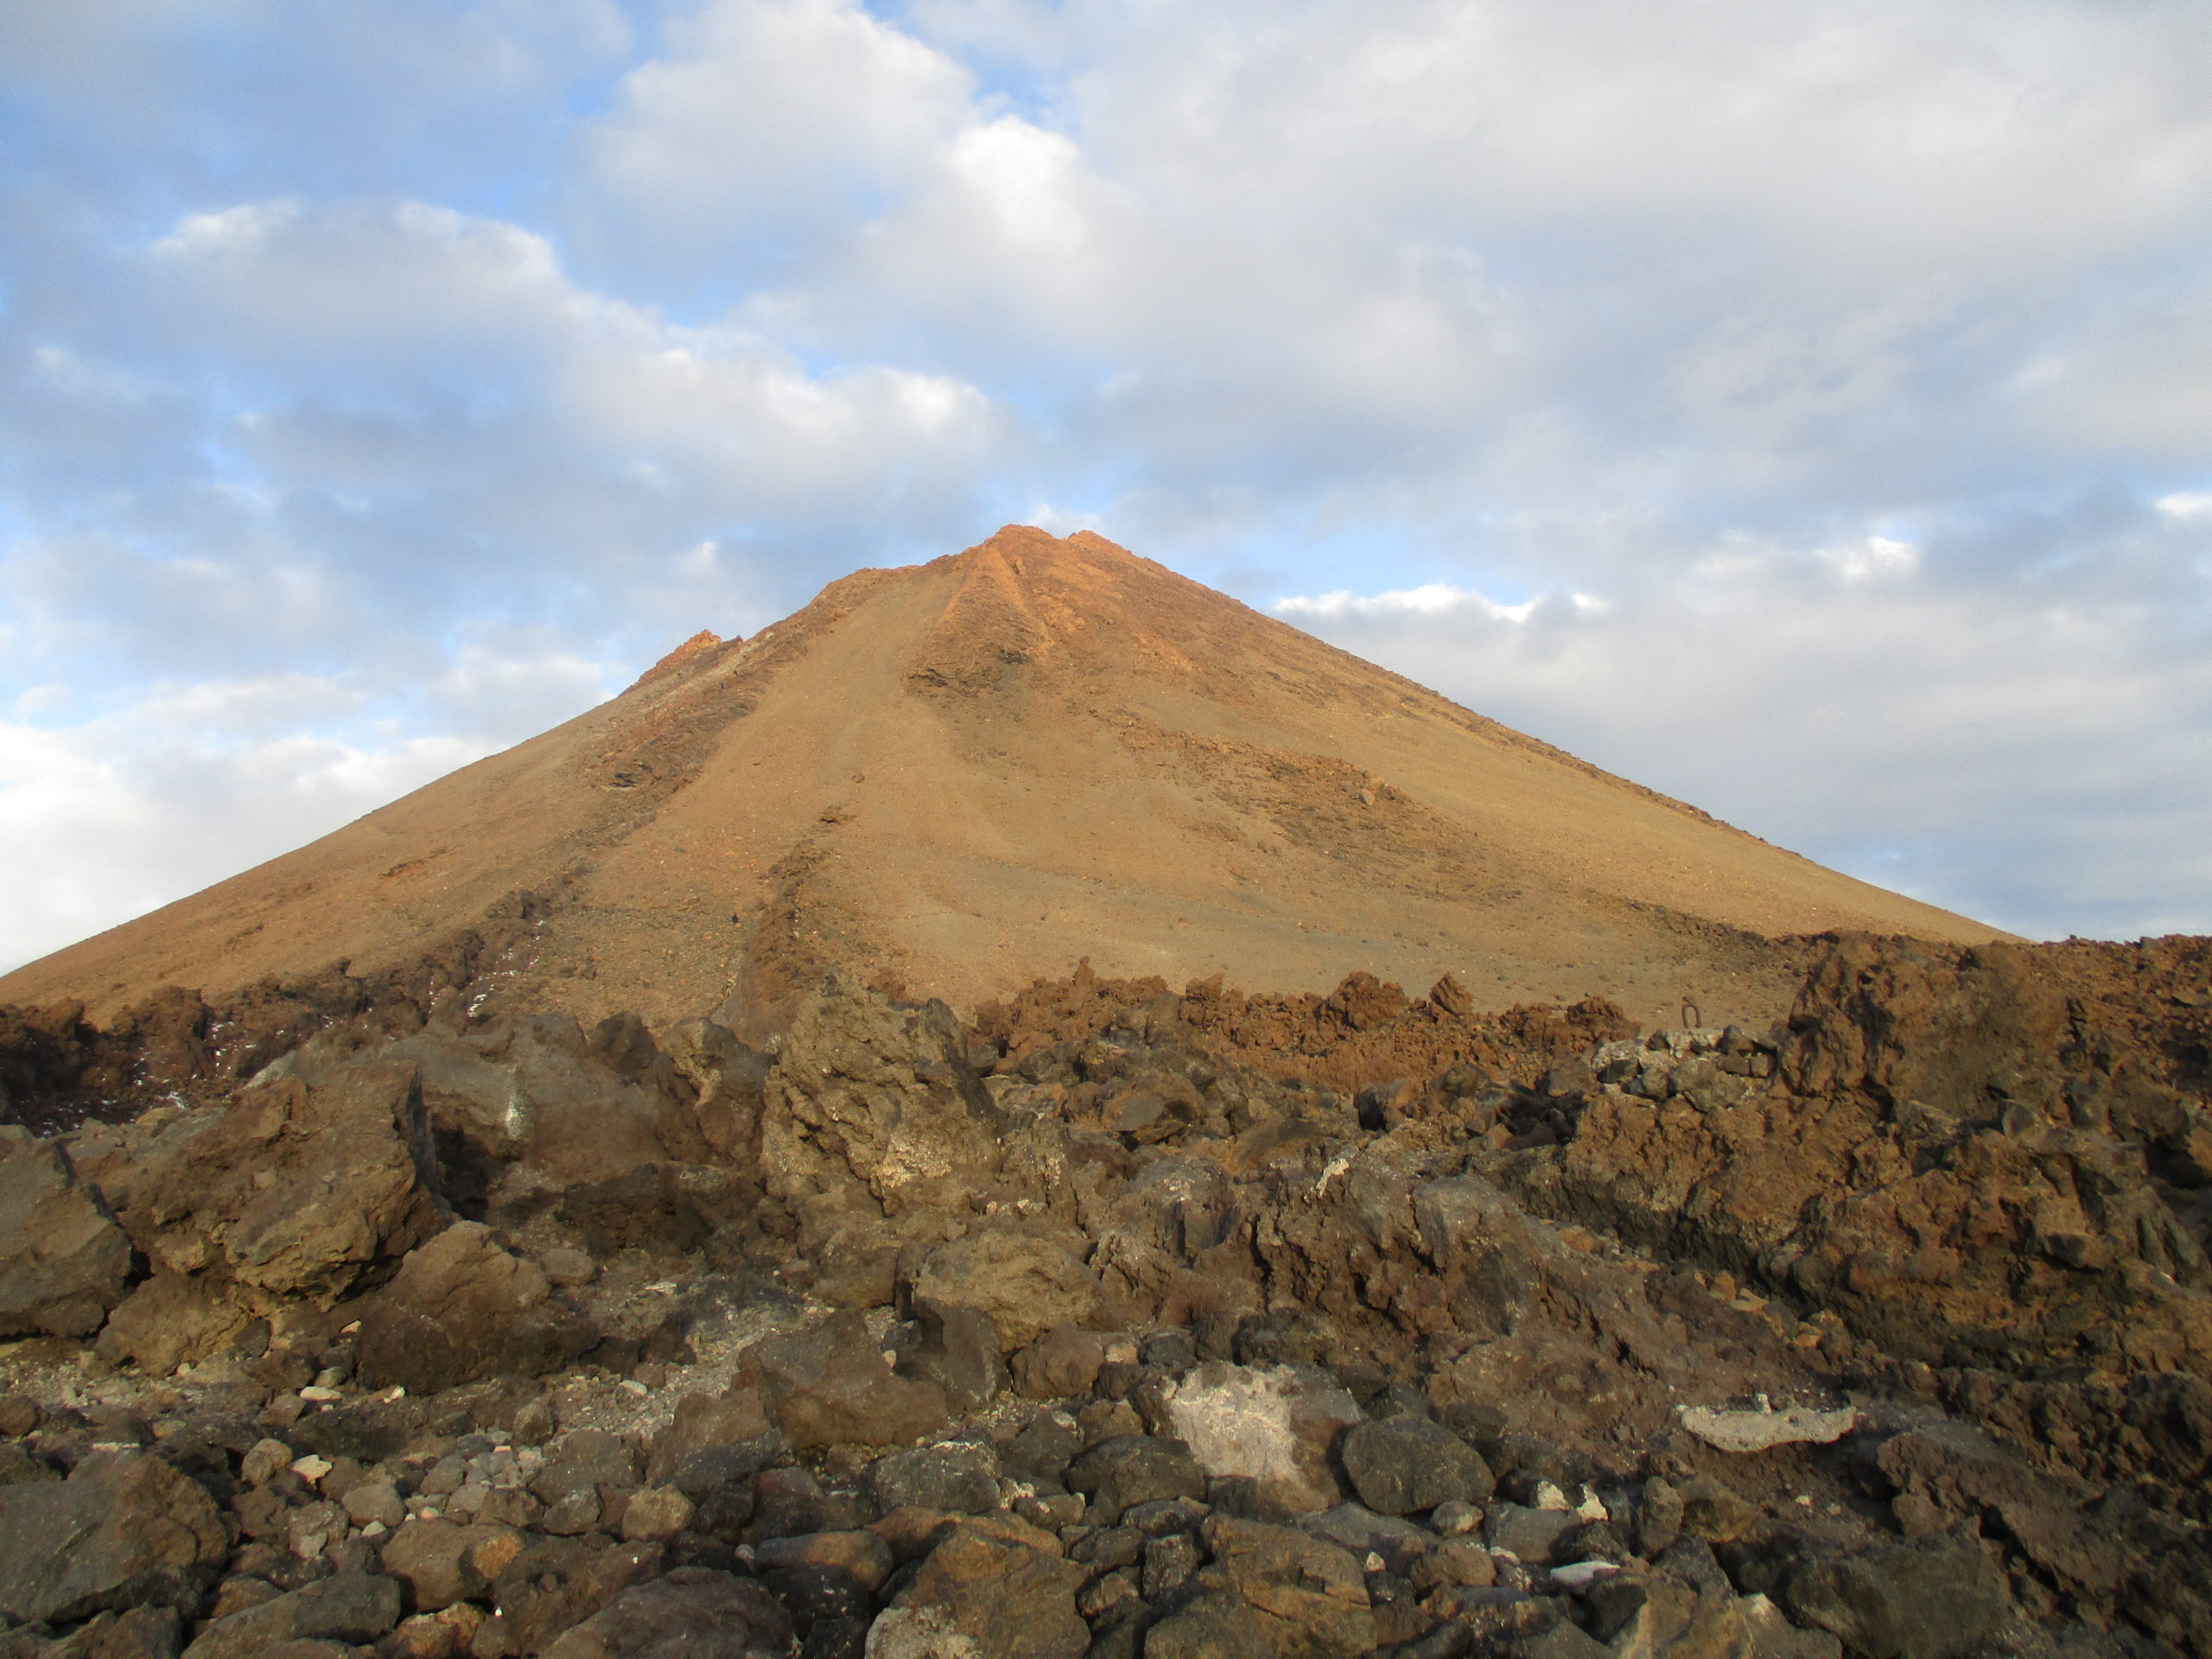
xmin=1 ymin=933 xmax=2208 ymax=1659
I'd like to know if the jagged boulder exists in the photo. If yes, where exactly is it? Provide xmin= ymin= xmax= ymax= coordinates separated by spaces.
xmin=112 ymin=1062 xmax=447 ymax=1306
xmin=354 ymin=1221 xmax=598 ymax=1395
xmin=0 ymin=1451 xmax=227 ymax=1625
xmin=759 ymin=979 xmax=1005 ymax=1211
xmin=0 ymin=1128 xmax=130 ymax=1338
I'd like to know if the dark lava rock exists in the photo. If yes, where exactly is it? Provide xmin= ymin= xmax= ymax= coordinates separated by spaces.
xmin=176 ymin=1573 xmax=401 ymax=1659
xmin=1338 ymin=1415 xmax=1494 ymax=1516
xmin=354 ymin=1221 xmax=598 ymax=1395
xmin=474 ymin=1537 xmax=663 ymax=1659
xmin=741 ymin=1310 xmax=950 ymax=1452
xmin=0 ymin=1451 xmax=227 ymax=1625
xmin=0 ymin=1128 xmax=130 ymax=1338
xmin=868 ymin=1440 xmax=1001 ymax=1516
xmin=537 ymin=1567 xmax=792 ymax=1659
xmin=1065 ymin=1435 xmax=1205 ymax=1525
xmin=1784 ymin=1538 xmax=2009 ymax=1659
xmin=891 ymin=1300 xmax=1007 ymax=1413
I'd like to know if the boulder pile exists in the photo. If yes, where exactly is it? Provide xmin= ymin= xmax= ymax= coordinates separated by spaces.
xmin=0 ymin=931 xmax=2208 ymax=1659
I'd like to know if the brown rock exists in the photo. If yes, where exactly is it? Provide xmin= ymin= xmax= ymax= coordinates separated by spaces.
xmin=616 ymin=1484 xmax=693 ymax=1542
xmin=118 ymin=1065 xmax=447 ymax=1305
xmin=474 ymin=1537 xmax=662 ymax=1659
xmin=759 ymin=982 xmax=1004 ymax=1212
xmin=1012 ymin=1325 xmax=1105 ymax=1401
xmin=0 ymin=1128 xmax=130 ymax=1338
xmin=1195 ymin=1515 xmax=1376 ymax=1659
xmin=883 ymin=1525 xmax=1087 ymax=1659
xmin=93 ymin=1274 xmax=251 ymax=1376
xmin=378 ymin=1519 xmax=524 ymax=1612
xmin=537 ymin=1568 xmax=791 ymax=1659
xmin=741 ymin=1311 xmax=949 ymax=1451
xmin=644 ymin=1387 xmax=779 ymax=1497
xmin=905 ymin=1235 xmax=1105 ymax=1352
xmin=753 ymin=1530 xmax=894 ymax=1593
xmin=354 ymin=1222 xmax=597 ymax=1395
xmin=0 ymin=1450 xmax=227 ymax=1625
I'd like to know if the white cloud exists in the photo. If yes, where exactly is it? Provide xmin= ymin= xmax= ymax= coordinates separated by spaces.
xmin=0 ymin=693 xmax=488 ymax=976
xmin=1275 ymin=540 xmax=2212 ymax=938
xmin=1277 ymin=584 xmax=1539 ymax=624
xmin=4 ymin=0 xmax=2212 ymax=963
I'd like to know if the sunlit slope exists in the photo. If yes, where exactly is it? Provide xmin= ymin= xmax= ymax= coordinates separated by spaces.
xmin=1 ymin=526 xmax=2006 ymax=1031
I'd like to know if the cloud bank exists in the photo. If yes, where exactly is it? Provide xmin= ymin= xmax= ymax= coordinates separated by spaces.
xmin=3 ymin=0 xmax=2209 ymax=969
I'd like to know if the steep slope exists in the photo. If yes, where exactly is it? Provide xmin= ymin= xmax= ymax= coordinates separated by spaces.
xmin=0 ymin=526 xmax=2005 ymax=1032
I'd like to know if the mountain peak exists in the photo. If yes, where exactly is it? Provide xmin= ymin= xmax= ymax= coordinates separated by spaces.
xmin=0 ymin=529 xmax=2005 ymax=1034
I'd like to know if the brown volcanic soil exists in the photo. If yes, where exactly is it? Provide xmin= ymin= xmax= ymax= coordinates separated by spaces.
xmin=0 ymin=526 xmax=2004 ymax=1038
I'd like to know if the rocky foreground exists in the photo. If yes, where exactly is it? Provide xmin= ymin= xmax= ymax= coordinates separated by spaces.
xmin=2 ymin=934 xmax=2209 ymax=1659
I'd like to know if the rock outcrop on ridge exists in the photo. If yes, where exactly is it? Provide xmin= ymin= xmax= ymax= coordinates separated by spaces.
xmin=0 ymin=930 xmax=2208 ymax=1659
xmin=0 ymin=526 xmax=2004 ymax=1039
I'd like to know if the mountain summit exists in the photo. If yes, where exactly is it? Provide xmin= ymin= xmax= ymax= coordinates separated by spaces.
xmin=1 ymin=525 xmax=2001 ymax=1031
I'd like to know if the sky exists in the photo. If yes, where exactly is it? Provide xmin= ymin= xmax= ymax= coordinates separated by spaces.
xmin=3 ymin=0 xmax=2210 ymax=975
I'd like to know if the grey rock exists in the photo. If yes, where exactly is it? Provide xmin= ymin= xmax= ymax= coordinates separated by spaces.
xmin=531 ymin=1429 xmax=641 ymax=1503
xmin=1162 ymin=1363 xmax=1361 ymax=1515
xmin=1301 ymin=1503 xmax=1435 ymax=1572
xmin=1484 ymin=1505 xmax=1580 ymax=1564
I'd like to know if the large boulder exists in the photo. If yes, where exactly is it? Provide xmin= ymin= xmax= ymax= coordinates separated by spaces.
xmin=878 ymin=1525 xmax=1086 ymax=1659
xmin=1784 ymin=1539 xmax=2009 ymax=1659
xmin=741 ymin=1311 xmax=950 ymax=1451
xmin=1194 ymin=1516 xmax=1375 ymax=1659
xmin=1338 ymin=1414 xmax=1495 ymax=1516
xmin=759 ymin=980 xmax=1005 ymax=1211
xmin=115 ymin=1064 xmax=447 ymax=1305
xmin=0 ymin=1128 xmax=130 ymax=1338
xmin=354 ymin=1222 xmax=598 ymax=1395
xmin=0 ymin=1450 xmax=228 ymax=1625
xmin=178 ymin=1573 xmax=402 ymax=1659
xmin=374 ymin=1014 xmax=693 ymax=1187
xmin=93 ymin=1273 xmax=251 ymax=1376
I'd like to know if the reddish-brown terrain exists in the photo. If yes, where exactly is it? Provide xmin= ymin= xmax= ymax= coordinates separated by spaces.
xmin=0 ymin=526 xmax=2001 ymax=1039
